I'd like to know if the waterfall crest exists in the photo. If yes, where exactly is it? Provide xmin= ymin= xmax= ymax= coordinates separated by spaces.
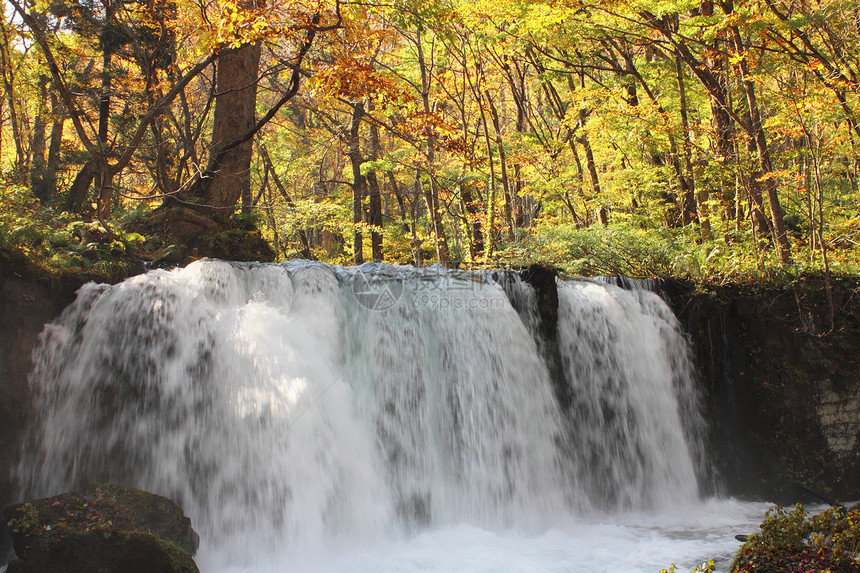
xmin=17 ymin=260 xmax=705 ymax=562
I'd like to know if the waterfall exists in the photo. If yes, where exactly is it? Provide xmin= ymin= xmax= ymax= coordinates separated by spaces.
xmin=16 ymin=260 xmax=705 ymax=567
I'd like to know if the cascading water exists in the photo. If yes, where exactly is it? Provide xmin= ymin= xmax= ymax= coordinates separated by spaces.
xmin=555 ymin=280 xmax=704 ymax=510
xmin=13 ymin=260 xmax=759 ymax=572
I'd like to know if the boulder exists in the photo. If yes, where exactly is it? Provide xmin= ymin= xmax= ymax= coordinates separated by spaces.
xmin=3 ymin=482 xmax=199 ymax=573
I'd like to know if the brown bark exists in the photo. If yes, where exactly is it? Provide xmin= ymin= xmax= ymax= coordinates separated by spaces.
xmin=66 ymin=159 xmax=98 ymax=212
xmin=676 ymin=55 xmax=711 ymax=239
xmin=348 ymin=102 xmax=366 ymax=265
xmin=460 ymin=182 xmax=485 ymax=260
xmin=367 ymin=117 xmax=384 ymax=262
xmin=195 ymin=43 xmax=262 ymax=210
xmin=415 ymin=30 xmax=450 ymax=266
xmin=486 ymin=91 xmax=514 ymax=240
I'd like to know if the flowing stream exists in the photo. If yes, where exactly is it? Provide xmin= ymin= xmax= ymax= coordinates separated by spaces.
xmin=15 ymin=260 xmax=765 ymax=572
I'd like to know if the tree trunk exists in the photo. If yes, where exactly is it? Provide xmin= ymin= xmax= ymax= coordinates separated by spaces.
xmin=0 ymin=19 xmax=26 ymax=184
xmin=367 ymin=112 xmax=384 ymax=261
xmin=415 ymin=31 xmax=450 ymax=266
xmin=486 ymin=91 xmax=514 ymax=240
xmin=349 ymin=102 xmax=366 ymax=265
xmin=45 ymin=92 xmax=64 ymax=199
xmin=478 ymin=92 xmax=497 ymax=258
xmin=579 ymin=125 xmax=602 ymax=199
xmin=388 ymin=171 xmax=411 ymax=234
xmin=676 ymin=55 xmax=711 ymax=239
xmin=66 ymin=158 xmax=98 ymax=212
xmin=194 ymin=43 xmax=261 ymax=210
xmin=412 ymin=176 xmax=424 ymax=266
xmin=460 ymin=182 xmax=485 ymax=260
xmin=30 ymin=75 xmax=49 ymax=202
xmin=95 ymin=2 xmax=114 ymax=220
xmin=729 ymin=25 xmax=791 ymax=263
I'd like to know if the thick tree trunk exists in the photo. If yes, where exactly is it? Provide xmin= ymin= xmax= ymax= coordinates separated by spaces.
xmin=66 ymin=159 xmax=98 ymax=212
xmin=195 ymin=43 xmax=261 ymax=210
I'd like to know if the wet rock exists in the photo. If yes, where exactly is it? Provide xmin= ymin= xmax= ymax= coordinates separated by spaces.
xmin=0 ymin=261 xmax=117 ymax=563
xmin=667 ymin=276 xmax=860 ymax=502
xmin=3 ymin=482 xmax=199 ymax=573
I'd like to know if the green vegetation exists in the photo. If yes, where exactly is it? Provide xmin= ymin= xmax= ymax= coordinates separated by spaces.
xmin=4 ymin=483 xmax=199 ymax=572
xmin=0 ymin=185 xmax=144 ymax=278
xmin=731 ymin=504 xmax=860 ymax=573
xmin=2 ymin=0 xmax=860 ymax=281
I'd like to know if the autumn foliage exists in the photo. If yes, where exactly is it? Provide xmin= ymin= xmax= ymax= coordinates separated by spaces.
xmin=732 ymin=504 xmax=860 ymax=573
xmin=3 ymin=0 xmax=860 ymax=278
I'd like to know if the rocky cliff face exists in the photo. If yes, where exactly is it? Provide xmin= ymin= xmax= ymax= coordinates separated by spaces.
xmin=665 ymin=276 xmax=860 ymax=503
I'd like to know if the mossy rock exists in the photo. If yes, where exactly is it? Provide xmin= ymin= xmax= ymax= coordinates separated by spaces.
xmin=3 ymin=482 xmax=199 ymax=573
xmin=193 ymin=226 xmax=275 ymax=262
xmin=135 ymin=205 xmax=275 ymax=263
xmin=4 ymin=529 xmax=198 ymax=573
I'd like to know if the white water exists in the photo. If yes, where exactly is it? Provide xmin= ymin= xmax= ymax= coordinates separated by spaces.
xmin=16 ymin=260 xmax=762 ymax=572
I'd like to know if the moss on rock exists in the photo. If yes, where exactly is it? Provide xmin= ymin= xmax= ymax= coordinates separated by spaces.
xmin=3 ymin=482 xmax=199 ymax=573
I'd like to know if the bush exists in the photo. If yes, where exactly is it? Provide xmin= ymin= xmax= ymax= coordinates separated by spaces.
xmin=507 ymin=223 xmax=679 ymax=277
xmin=495 ymin=222 xmax=812 ymax=283
xmin=731 ymin=504 xmax=860 ymax=573
xmin=0 ymin=185 xmax=142 ymax=278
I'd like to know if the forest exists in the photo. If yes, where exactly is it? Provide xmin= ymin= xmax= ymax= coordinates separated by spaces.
xmin=1 ymin=0 xmax=860 ymax=282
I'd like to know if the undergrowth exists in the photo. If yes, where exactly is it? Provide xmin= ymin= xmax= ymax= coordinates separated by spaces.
xmin=731 ymin=504 xmax=860 ymax=573
xmin=496 ymin=223 xmax=860 ymax=284
xmin=0 ymin=185 xmax=143 ymax=279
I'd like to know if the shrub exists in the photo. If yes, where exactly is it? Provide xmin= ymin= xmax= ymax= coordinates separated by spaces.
xmin=731 ymin=504 xmax=860 ymax=573
xmin=0 ymin=185 xmax=142 ymax=278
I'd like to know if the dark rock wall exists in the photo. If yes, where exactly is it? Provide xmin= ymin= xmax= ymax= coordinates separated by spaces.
xmin=0 ymin=262 xmax=113 ymax=562
xmin=665 ymin=277 xmax=860 ymax=503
